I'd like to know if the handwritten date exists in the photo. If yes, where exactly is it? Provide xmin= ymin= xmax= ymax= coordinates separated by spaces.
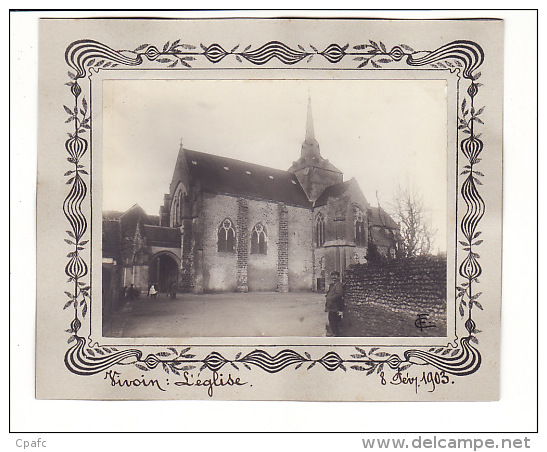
xmin=380 ymin=370 xmax=451 ymax=393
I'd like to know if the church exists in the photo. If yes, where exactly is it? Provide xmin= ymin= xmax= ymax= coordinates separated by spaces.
xmin=102 ymin=100 xmax=401 ymax=296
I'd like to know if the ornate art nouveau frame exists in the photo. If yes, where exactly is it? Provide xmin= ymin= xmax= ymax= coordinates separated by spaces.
xmin=37 ymin=18 xmax=503 ymax=401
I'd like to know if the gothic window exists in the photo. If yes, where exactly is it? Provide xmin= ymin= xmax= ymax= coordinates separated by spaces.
xmin=217 ymin=218 xmax=236 ymax=252
xmin=354 ymin=207 xmax=367 ymax=246
xmin=315 ymin=213 xmax=325 ymax=247
xmin=170 ymin=198 xmax=178 ymax=227
xmin=250 ymin=223 xmax=267 ymax=255
xmin=170 ymin=183 xmax=186 ymax=227
xmin=177 ymin=191 xmax=183 ymax=223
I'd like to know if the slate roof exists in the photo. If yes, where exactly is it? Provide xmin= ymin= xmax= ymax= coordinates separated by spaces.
xmin=142 ymin=225 xmax=181 ymax=247
xmin=369 ymin=206 xmax=399 ymax=230
xmin=314 ymin=180 xmax=352 ymax=207
xmin=103 ymin=210 xmax=124 ymax=221
xmin=103 ymin=205 xmax=158 ymax=238
xmin=184 ymin=149 xmax=312 ymax=208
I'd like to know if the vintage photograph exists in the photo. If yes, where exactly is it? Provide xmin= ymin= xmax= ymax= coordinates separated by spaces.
xmin=101 ymin=79 xmax=448 ymax=338
xmin=33 ymin=17 xmax=505 ymax=403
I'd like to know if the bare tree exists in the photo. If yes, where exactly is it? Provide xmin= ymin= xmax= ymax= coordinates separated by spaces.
xmin=391 ymin=185 xmax=437 ymax=257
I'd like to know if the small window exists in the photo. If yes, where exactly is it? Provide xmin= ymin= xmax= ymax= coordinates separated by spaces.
xmin=354 ymin=207 xmax=367 ymax=246
xmin=315 ymin=213 xmax=325 ymax=247
xmin=218 ymin=219 xmax=236 ymax=252
xmin=250 ymin=223 xmax=267 ymax=255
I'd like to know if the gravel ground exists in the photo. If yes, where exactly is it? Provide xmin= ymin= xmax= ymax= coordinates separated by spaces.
xmin=104 ymin=292 xmax=446 ymax=338
xmin=105 ymin=292 xmax=328 ymax=338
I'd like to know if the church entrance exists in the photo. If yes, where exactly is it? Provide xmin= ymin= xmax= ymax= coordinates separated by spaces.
xmin=148 ymin=253 xmax=179 ymax=294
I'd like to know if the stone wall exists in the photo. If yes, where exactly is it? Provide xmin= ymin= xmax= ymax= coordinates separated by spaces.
xmin=343 ymin=256 xmax=447 ymax=335
xmin=200 ymin=193 xmax=313 ymax=292
xmin=277 ymin=203 xmax=289 ymax=292
xmin=247 ymin=199 xmax=280 ymax=292
xmin=201 ymin=194 xmax=238 ymax=292
xmin=236 ymin=198 xmax=249 ymax=292
xmin=287 ymin=205 xmax=313 ymax=291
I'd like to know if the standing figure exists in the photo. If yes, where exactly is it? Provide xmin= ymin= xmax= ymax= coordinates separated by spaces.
xmin=169 ymin=281 xmax=177 ymax=299
xmin=149 ymin=282 xmax=158 ymax=299
xmin=127 ymin=284 xmax=137 ymax=301
xmin=324 ymin=271 xmax=345 ymax=337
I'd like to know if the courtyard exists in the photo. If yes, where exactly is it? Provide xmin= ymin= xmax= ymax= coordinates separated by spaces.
xmin=105 ymin=292 xmax=328 ymax=338
xmin=104 ymin=291 xmax=445 ymax=338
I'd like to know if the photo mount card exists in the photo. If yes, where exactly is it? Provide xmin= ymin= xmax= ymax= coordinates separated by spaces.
xmin=36 ymin=18 xmax=503 ymax=401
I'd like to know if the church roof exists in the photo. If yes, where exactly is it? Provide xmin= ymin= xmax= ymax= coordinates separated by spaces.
xmin=314 ymin=180 xmax=352 ymax=206
xmin=369 ymin=206 xmax=399 ymax=230
xmin=102 ymin=205 xmax=160 ymax=239
xmin=369 ymin=227 xmax=398 ymax=248
xmin=184 ymin=149 xmax=312 ymax=207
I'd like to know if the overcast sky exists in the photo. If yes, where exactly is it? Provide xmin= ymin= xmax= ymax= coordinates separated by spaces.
xmin=103 ymin=79 xmax=447 ymax=251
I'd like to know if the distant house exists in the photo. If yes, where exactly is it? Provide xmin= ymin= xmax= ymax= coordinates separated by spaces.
xmin=103 ymin=99 xmax=400 ymax=294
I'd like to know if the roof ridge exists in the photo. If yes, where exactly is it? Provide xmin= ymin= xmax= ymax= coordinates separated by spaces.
xmin=184 ymin=148 xmax=296 ymax=177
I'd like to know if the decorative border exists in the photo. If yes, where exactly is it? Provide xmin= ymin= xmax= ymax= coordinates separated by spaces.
xmin=62 ymin=38 xmax=485 ymax=383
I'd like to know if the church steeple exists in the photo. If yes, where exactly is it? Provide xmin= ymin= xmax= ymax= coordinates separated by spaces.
xmin=301 ymin=97 xmax=321 ymax=159
xmin=288 ymin=97 xmax=343 ymax=202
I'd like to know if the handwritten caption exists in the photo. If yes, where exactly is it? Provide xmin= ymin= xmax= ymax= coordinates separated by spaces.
xmin=104 ymin=370 xmax=247 ymax=397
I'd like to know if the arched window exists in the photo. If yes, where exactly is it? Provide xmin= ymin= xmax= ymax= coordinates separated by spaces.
xmin=170 ymin=183 xmax=186 ymax=227
xmin=177 ymin=191 xmax=183 ymax=224
xmin=218 ymin=219 xmax=236 ymax=252
xmin=354 ymin=206 xmax=367 ymax=246
xmin=250 ymin=223 xmax=267 ymax=255
xmin=315 ymin=213 xmax=325 ymax=247
xmin=170 ymin=198 xmax=178 ymax=227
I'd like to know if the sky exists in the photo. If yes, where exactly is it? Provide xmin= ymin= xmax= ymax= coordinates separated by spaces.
xmin=102 ymin=79 xmax=447 ymax=251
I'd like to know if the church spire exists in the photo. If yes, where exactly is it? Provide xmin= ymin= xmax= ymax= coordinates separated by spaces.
xmin=301 ymin=97 xmax=320 ymax=159
xmin=305 ymin=97 xmax=315 ymax=142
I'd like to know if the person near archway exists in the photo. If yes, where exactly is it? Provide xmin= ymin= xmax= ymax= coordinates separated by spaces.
xmin=148 ymin=282 xmax=158 ymax=299
xmin=169 ymin=281 xmax=177 ymax=299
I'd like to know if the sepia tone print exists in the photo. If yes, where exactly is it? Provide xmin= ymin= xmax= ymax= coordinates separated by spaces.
xmin=36 ymin=18 xmax=503 ymax=401
xmin=101 ymin=81 xmax=447 ymax=339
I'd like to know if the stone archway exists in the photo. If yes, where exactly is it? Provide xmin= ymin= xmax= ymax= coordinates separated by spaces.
xmin=148 ymin=252 xmax=179 ymax=294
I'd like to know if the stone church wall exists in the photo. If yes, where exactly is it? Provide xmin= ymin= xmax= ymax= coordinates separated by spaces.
xmin=200 ymin=193 xmax=314 ymax=292
xmin=247 ymin=199 xmax=279 ymax=291
xmin=287 ymin=205 xmax=313 ymax=291
xmin=201 ymin=193 xmax=238 ymax=292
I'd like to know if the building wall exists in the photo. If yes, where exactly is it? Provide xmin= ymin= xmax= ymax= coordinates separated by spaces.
xmin=201 ymin=193 xmax=238 ymax=292
xmin=122 ymin=264 xmax=149 ymax=294
xmin=287 ymin=205 xmax=313 ymax=291
xmin=200 ymin=193 xmax=314 ymax=292
xmin=312 ymin=195 xmax=375 ymax=288
xmin=343 ymin=256 xmax=447 ymax=336
xmin=247 ymin=199 xmax=279 ymax=291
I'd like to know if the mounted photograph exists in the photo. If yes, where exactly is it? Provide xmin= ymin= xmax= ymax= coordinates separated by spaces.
xmin=100 ymin=78 xmax=449 ymax=339
xmin=35 ymin=17 xmax=503 ymax=402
